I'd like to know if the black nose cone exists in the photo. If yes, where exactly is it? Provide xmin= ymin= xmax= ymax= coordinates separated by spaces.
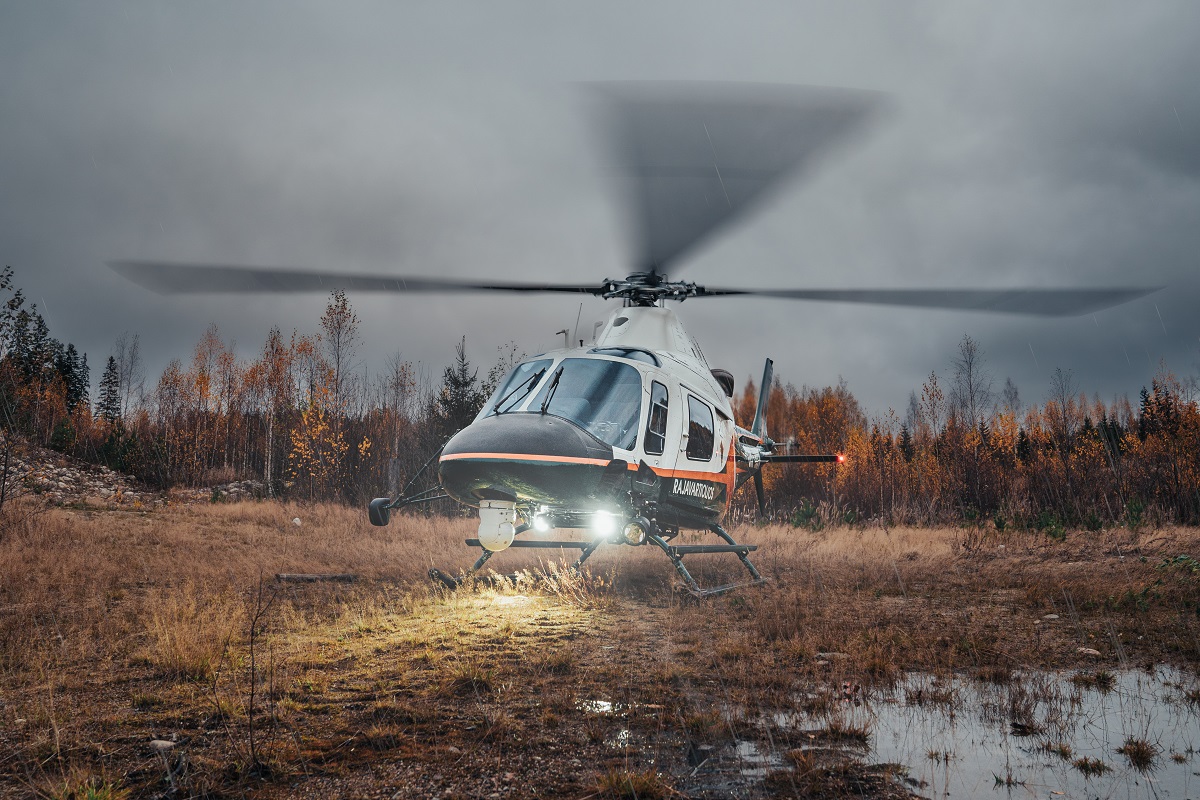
xmin=439 ymin=414 xmax=618 ymax=505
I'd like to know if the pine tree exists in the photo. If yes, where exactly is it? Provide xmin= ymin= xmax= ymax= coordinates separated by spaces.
xmin=6 ymin=303 xmax=59 ymax=383
xmin=1137 ymin=386 xmax=1152 ymax=440
xmin=54 ymin=343 xmax=89 ymax=412
xmin=1016 ymin=428 xmax=1032 ymax=463
xmin=1099 ymin=411 xmax=1125 ymax=458
xmin=97 ymin=356 xmax=121 ymax=422
xmin=0 ymin=266 xmax=18 ymax=357
xmin=898 ymin=424 xmax=914 ymax=462
xmin=434 ymin=337 xmax=484 ymax=436
xmin=1081 ymin=415 xmax=1095 ymax=438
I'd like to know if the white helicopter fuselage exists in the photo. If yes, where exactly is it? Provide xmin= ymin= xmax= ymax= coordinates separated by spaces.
xmin=437 ymin=305 xmax=748 ymax=545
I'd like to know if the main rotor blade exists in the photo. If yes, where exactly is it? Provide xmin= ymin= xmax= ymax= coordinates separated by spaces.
xmin=593 ymin=82 xmax=883 ymax=274
xmin=693 ymin=286 xmax=1161 ymax=317
xmin=109 ymin=260 xmax=606 ymax=296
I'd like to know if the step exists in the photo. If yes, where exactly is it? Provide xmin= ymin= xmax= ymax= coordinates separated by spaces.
xmin=669 ymin=544 xmax=758 ymax=555
xmin=465 ymin=538 xmax=594 ymax=550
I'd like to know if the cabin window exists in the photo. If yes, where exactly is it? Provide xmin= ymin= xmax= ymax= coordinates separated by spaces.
xmin=481 ymin=358 xmax=553 ymax=418
xmin=686 ymin=395 xmax=715 ymax=461
xmin=644 ymin=381 xmax=669 ymax=455
xmin=529 ymin=358 xmax=643 ymax=449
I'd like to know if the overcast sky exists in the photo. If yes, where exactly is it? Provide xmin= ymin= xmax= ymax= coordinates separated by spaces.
xmin=2 ymin=2 xmax=1198 ymax=418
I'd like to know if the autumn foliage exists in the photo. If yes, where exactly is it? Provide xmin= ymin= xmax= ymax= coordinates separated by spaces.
xmin=2 ymin=268 xmax=1199 ymax=529
xmin=740 ymin=341 xmax=1200 ymax=530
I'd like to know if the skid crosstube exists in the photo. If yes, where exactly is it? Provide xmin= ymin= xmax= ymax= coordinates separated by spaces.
xmin=429 ymin=522 xmax=604 ymax=589
xmin=430 ymin=522 xmax=764 ymax=598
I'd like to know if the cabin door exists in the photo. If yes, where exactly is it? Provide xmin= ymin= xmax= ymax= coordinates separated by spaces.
xmin=639 ymin=378 xmax=678 ymax=476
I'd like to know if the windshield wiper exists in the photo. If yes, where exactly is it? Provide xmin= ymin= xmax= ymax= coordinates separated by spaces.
xmin=539 ymin=367 xmax=564 ymax=414
xmin=491 ymin=368 xmax=547 ymax=415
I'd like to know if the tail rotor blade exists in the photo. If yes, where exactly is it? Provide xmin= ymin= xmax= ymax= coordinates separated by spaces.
xmin=753 ymin=470 xmax=766 ymax=518
xmin=751 ymin=358 xmax=773 ymax=439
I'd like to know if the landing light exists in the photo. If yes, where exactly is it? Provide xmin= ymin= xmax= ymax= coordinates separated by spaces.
xmin=837 ymin=454 xmax=846 ymax=464
xmin=591 ymin=510 xmax=617 ymax=538
xmin=622 ymin=519 xmax=648 ymax=546
xmin=533 ymin=513 xmax=551 ymax=533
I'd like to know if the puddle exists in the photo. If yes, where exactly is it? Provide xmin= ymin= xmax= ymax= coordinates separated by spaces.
xmin=575 ymin=699 xmax=637 ymax=750
xmin=607 ymin=728 xmax=633 ymax=749
xmin=733 ymin=739 xmax=785 ymax=778
xmin=687 ymin=667 xmax=1199 ymax=798
xmin=577 ymin=699 xmax=616 ymax=714
xmin=576 ymin=698 xmax=662 ymax=717
xmin=862 ymin=667 xmax=1200 ymax=798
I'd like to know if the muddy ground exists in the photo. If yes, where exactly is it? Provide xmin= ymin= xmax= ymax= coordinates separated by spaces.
xmin=1 ymin=503 xmax=1197 ymax=798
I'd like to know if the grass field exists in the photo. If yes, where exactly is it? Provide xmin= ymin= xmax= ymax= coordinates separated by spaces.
xmin=1 ymin=500 xmax=1198 ymax=798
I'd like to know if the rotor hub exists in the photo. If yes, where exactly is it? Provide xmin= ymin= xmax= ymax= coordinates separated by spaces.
xmin=602 ymin=273 xmax=701 ymax=306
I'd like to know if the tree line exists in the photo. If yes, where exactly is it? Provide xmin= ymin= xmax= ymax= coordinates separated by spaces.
xmin=742 ymin=336 xmax=1200 ymax=530
xmin=2 ymin=266 xmax=1198 ymax=528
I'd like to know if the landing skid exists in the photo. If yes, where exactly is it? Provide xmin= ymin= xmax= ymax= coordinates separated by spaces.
xmin=648 ymin=523 xmax=766 ymax=598
xmin=430 ymin=522 xmax=764 ymax=599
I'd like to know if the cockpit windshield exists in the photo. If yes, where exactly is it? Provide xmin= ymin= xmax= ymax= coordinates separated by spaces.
xmin=529 ymin=358 xmax=643 ymax=449
xmin=481 ymin=358 xmax=553 ymax=418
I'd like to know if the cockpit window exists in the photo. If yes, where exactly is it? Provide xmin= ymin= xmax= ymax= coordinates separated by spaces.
xmin=480 ymin=358 xmax=553 ymax=418
xmin=587 ymin=347 xmax=660 ymax=367
xmin=529 ymin=358 xmax=643 ymax=449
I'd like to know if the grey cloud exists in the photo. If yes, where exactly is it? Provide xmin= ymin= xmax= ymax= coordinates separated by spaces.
xmin=1 ymin=1 xmax=1197 ymax=418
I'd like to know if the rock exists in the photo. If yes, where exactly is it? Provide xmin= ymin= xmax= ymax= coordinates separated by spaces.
xmin=292 ymin=517 xmax=303 ymax=527
xmin=1042 ymin=614 xmax=1059 ymax=620
xmin=149 ymin=739 xmax=176 ymax=752
xmin=1077 ymin=647 xmax=1102 ymax=657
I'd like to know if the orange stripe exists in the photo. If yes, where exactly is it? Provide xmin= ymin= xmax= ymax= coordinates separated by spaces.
xmin=440 ymin=452 xmax=613 ymax=467
xmin=442 ymin=451 xmax=732 ymax=484
xmin=658 ymin=465 xmax=728 ymax=482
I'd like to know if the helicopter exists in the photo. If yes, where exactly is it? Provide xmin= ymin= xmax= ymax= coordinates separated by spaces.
xmin=111 ymin=82 xmax=1158 ymax=596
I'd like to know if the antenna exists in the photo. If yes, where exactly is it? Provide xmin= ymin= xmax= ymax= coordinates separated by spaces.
xmin=555 ymin=328 xmax=569 ymax=348
xmin=592 ymin=321 xmax=603 ymax=343
xmin=571 ymin=303 xmax=583 ymax=345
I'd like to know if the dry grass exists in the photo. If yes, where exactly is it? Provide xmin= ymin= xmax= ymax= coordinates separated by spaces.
xmin=1118 ymin=737 xmax=1160 ymax=771
xmin=0 ymin=500 xmax=1197 ymax=797
xmin=1073 ymin=756 xmax=1111 ymax=777
xmin=143 ymin=583 xmax=243 ymax=681
xmin=594 ymin=768 xmax=678 ymax=799
xmin=1071 ymin=669 xmax=1117 ymax=693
